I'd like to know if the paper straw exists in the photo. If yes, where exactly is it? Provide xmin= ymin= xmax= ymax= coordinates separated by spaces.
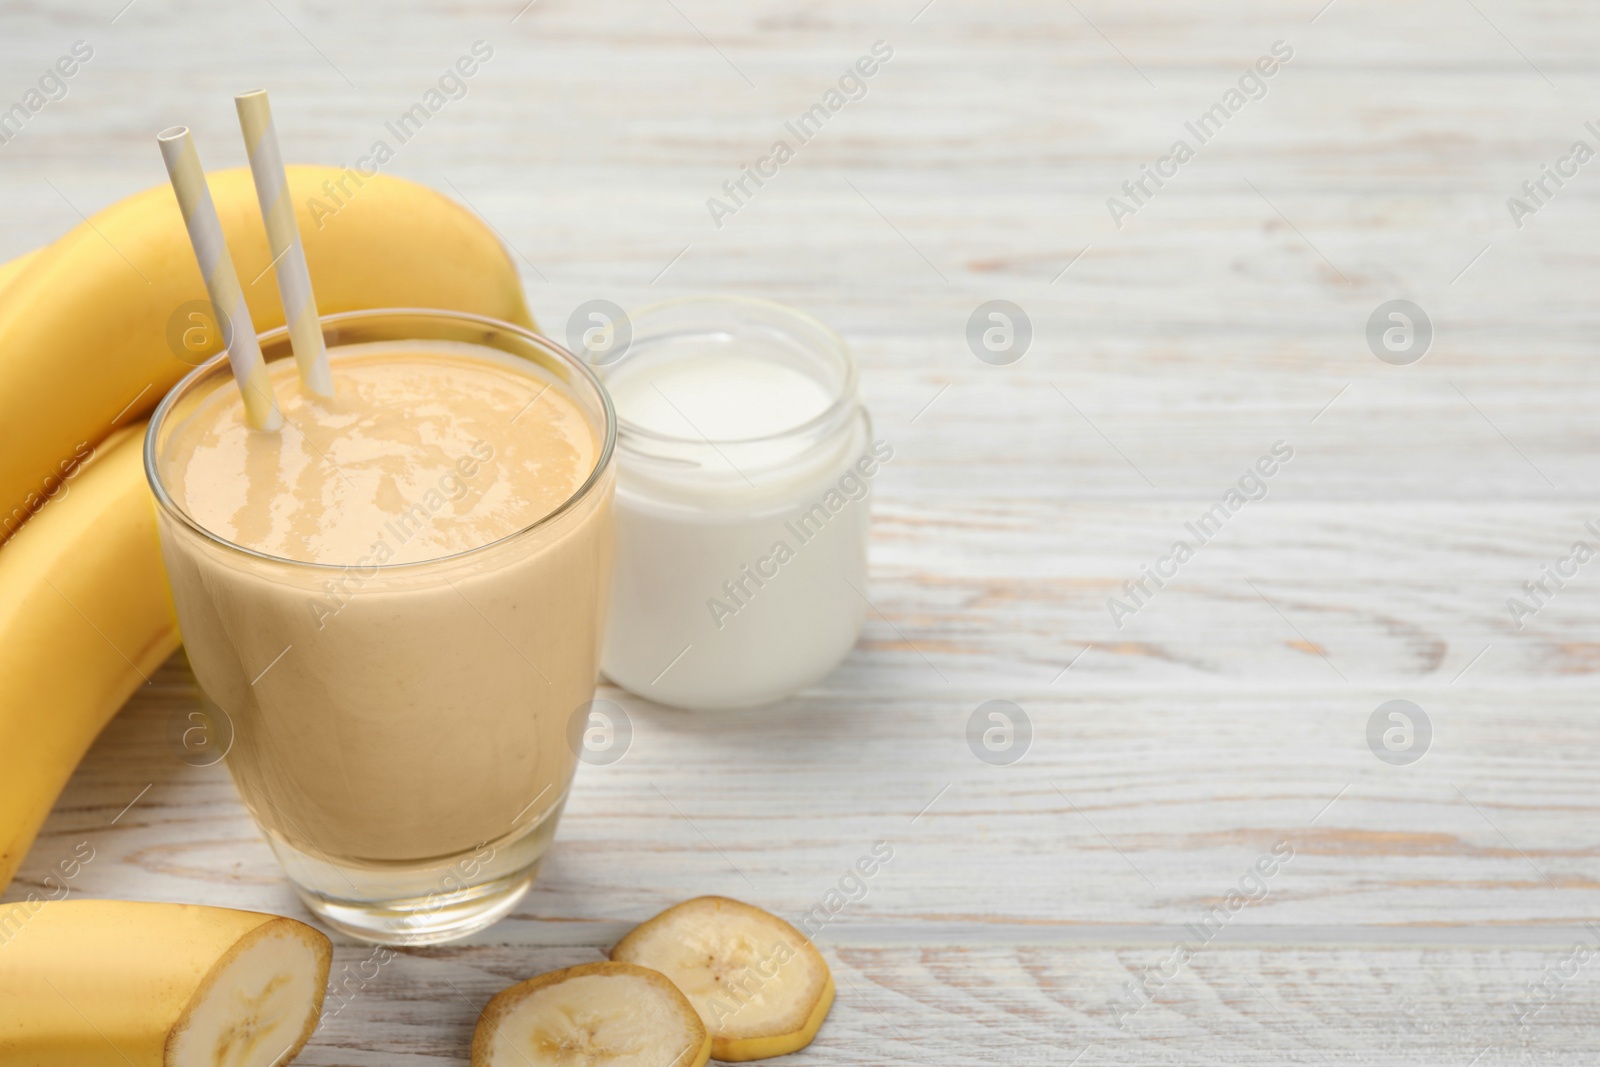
xmin=157 ymin=126 xmax=283 ymax=431
xmin=234 ymin=89 xmax=333 ymax=398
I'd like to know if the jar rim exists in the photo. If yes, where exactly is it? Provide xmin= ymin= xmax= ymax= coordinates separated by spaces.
xmin=606 ymin=294 xmax=858 ymax=448
xmin=143 ymin=307 xmax=617 ymax=573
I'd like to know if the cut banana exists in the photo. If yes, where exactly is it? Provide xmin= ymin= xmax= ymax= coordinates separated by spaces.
xmin=610 ymin=897 xmax=834 ymax=1062
xmin=471 ymin=961 xmax=711 ymax=1067
xmin=0 ymin=899 xmax=331 ymax=1067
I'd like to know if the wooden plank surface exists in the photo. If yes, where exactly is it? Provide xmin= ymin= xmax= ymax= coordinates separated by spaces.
xmin=4 ymin=0 xmax=1600 ymax=1062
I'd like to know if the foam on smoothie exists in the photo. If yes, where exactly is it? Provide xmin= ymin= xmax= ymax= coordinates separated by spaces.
xmin=163 ymin=341 xmax=597 ymax=565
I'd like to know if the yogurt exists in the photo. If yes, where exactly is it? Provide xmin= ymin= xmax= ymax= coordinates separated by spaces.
xmin=599 ymin=297 xmax=878 ymax=709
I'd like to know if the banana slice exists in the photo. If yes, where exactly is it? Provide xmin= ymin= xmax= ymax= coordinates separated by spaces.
xmin=610 ymin=897 xmax=834 ymax=1062
xmin=471 ymin=961 xmax=711 ymax=1067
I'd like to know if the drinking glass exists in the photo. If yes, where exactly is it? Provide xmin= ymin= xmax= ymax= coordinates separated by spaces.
xmin=145 ymin=309 xmax=615 ymax=945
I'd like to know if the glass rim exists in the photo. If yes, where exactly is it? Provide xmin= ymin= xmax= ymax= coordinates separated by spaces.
xmin=608 ymin=294 xmax=858 ymax=448
xmin=143 ymin=307 xmax=618 ymax=573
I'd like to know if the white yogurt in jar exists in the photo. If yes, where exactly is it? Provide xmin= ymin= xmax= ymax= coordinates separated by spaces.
xmin=598 ymin=296 xmax=879 ymax=709
xmin=610 ymin=355 xmax=833 ymax=440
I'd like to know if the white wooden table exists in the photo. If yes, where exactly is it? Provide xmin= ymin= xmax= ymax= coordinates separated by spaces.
xmin=5 ymin=0 xmax=1600 ymax=1062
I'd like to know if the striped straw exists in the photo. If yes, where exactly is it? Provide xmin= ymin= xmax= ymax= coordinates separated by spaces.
xmin=235 ymin=89 xmax=333 ymax=398
xmin=157 ymin=126 xmax=283 ymax=431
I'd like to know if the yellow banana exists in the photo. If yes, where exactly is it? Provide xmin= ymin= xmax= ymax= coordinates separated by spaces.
xmin=0 ymin=899 xmax=331 ymax=1067
xmin=0 ymin=247 xmax=39 ymax=297
xmin=0 ymin=166 xmax=534 ymax=542
xmin=0 ymin=423 xmax=178 ymax=892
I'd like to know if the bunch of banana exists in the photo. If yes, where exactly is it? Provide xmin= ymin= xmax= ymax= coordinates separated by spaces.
xmin=0 ymin=899 xmax=332 ymax=1067
xmin=0 ymin=170 xmax=535 ymax=894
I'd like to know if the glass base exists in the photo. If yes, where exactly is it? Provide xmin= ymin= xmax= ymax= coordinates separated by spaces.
xmin=267 ymin=794 xmax=566 ymax=946
xmin=299 ymin=863 xmax=538 ymax=945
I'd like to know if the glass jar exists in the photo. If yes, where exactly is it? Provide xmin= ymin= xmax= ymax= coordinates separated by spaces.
xmin=598 ymin=296 xmax=881 ymax=709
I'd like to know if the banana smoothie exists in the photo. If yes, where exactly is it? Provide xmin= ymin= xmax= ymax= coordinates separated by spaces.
xmin=147 ymin=318 xmax=614 ymax=942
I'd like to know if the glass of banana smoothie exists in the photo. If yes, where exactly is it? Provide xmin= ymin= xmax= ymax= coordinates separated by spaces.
xmin=145 ymin=309 xmax=615 ymax=945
